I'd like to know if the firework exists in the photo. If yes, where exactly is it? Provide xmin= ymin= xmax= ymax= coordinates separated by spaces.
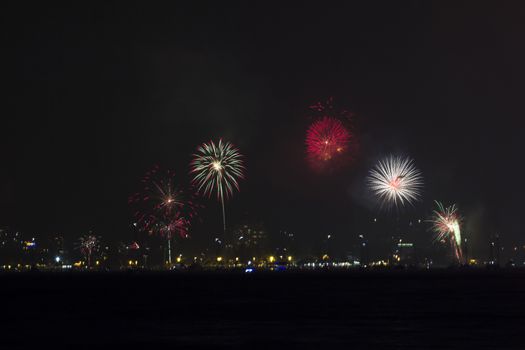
xmin=367 ymin=155 xmax=423 ymax=208
xmin=430 ymin=201 xmax=463 ymax=263
xmin=306 ymin=117 xmax=351 ymax=162
xmin=129 ymin=166 xmax=197 ymax=240
xmin=129 ymin=166 xmax=198 ymax=266
xmin=305 ymin=98 xmax=356 ymax=170
xmin=190 ymin=139 xmax=244 ymax=232
xmin=77 ymin=235 xmax=99 ymax=267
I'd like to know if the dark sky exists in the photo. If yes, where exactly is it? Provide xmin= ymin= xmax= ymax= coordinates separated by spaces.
xmin=3 ymin=2 xmax=525 ymax=258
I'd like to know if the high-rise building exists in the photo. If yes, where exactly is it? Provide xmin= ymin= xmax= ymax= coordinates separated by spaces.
xmin=275 ymin=230 xmax=295 ymax=258
xmin=231 ymin=223 xmax=268 ymax=261
xmin=392 ymin=239 xmax=416 ymax=266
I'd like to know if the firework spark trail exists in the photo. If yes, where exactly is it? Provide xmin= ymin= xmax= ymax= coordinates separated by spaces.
xmin=190 ymin=139 xmax=244 ymax=232
xmin=367 ymin=155 xmax=424 ymax=208
xmin=430 ymin=201 xmax=463 ymax=262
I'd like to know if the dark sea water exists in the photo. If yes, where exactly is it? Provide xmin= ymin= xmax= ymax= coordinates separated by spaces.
xmin=1 ymin=270 xmax=524 ymax=349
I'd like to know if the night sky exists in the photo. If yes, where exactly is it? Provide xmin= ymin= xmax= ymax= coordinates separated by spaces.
xmin=3 ymin=2 xmax=525 ymax=258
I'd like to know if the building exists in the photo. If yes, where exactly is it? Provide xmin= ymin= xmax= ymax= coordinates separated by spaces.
xmin=392 ymin=239 xmax=416 ymax=266
xmin=230 ymin=223 xmax=268 ymax=261
xmin=274 ymin=230 xmax=295 ymax=258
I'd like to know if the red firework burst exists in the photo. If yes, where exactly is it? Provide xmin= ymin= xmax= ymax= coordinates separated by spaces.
xmin=305 ymin=98 xmax=357 ymax=170
xmin=129 ymin=166 xmax=198 ymax=240
xmin=306 ymin=116 xmax=351 ymax=163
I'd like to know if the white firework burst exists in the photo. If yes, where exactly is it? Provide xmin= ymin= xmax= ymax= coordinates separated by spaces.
xmin=190 ymin=139 xmax=245 ymax=232
xmin=367 ymin=155 xmax=423 ymax=208
xmin=190 ymin=139 xmax=245 ymax=201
